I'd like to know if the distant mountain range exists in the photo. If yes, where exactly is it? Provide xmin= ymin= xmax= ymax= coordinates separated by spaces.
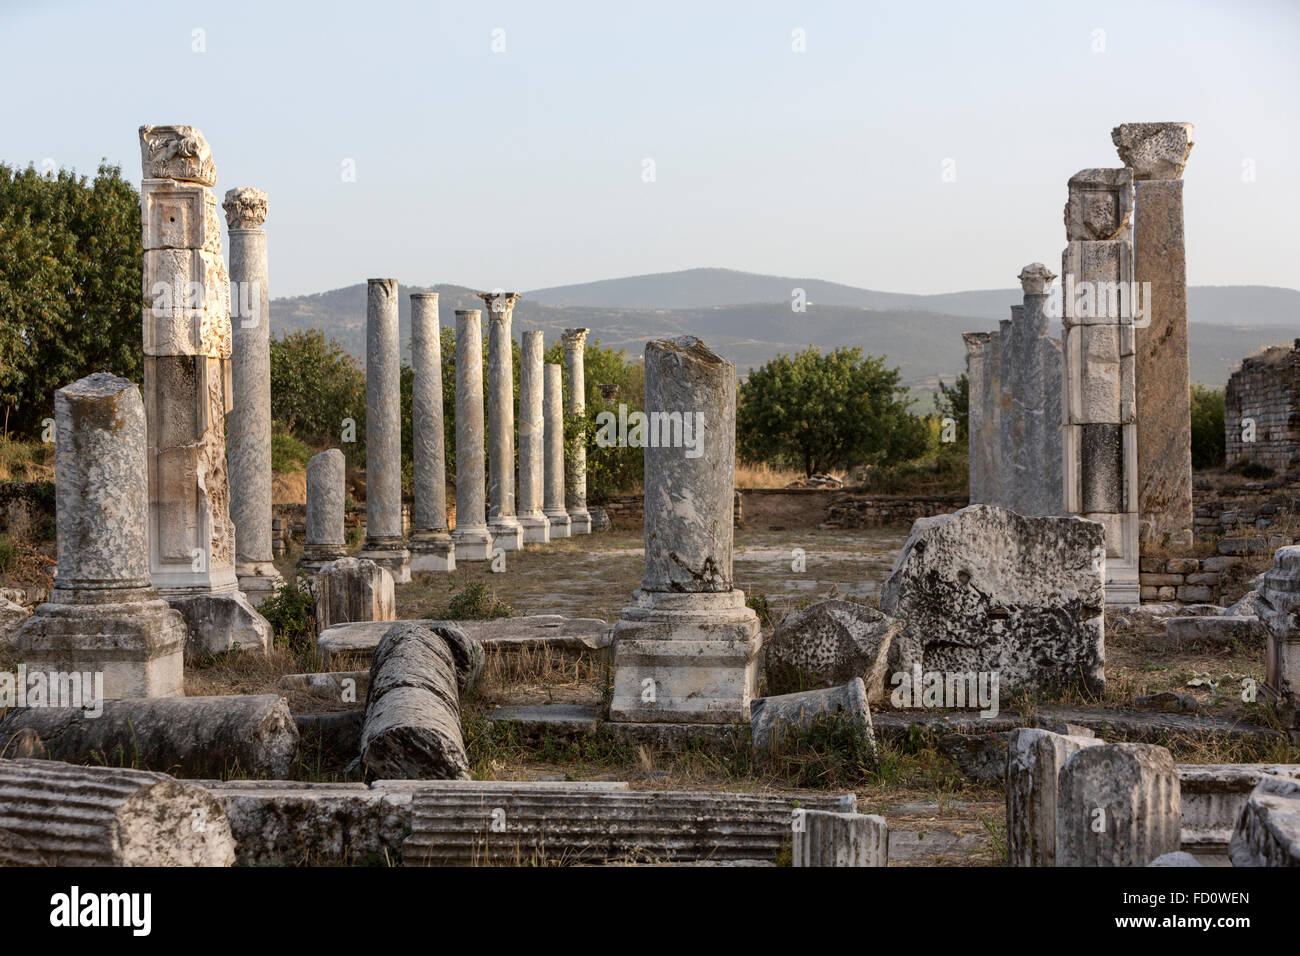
xmin=269 ymin=268 xmax=1299 ymax=394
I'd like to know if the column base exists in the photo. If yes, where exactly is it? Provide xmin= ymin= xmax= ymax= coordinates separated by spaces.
xmin=608 ymin=589 xmax=761 ymax=724
xmin=518 ymin=513 xmax=551 ymax=545
xmin=488 ymin=517 xmax=524 ymax=551
xmin=410 ymin=530 xmax=456 ymax=573
xmin=545 ymin=509 xmax=572 ymax=539
xmin=358 ymin=538 xmax=411 ymax=585
xmin=569 ymin=509 xmax=593 ymax=536
xmin=14 ymin=587 xmax=186 ymax=699
xmin=158 ymin=585 xmax=271 ymax=657
xmin=452 ymin=528 xmax=494 ymax=561
xmin=236 ymin=561 xmax=285 ymax=608
xmin=297 ymin=545 xmax=349 ymax=578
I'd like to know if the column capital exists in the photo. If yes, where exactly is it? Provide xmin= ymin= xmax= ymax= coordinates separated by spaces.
xmin=139 ymin=124 xmax=217 ymax=185
xmin=1111 ymin=123 xmax=1194 ymax=181
xmin=478 ymin=291 xmax=520 ymax=318
xmin=222 ymin=187 xmax=268 ymax=229
xmin=1018 ymin=263 xmax=1056 ymax=295
xmin=562 ymin=327 xmax=590 ymax=350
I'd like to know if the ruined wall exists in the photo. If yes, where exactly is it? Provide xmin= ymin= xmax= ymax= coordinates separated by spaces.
xmin=1225 ymin=341 xmax=1300 ymax=473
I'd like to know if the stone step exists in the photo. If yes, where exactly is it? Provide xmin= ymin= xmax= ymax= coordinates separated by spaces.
xmin=318 ymin=614 xmax=611 ymax=665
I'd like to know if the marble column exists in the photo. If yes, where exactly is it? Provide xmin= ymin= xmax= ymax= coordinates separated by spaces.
xmin=223 ymin=186 xmax=283 ymax=606
xmin=543 ymin=362 xmax=572 ymax=539
xmin=15 ymin=374 xmax=186 ymax=697
xmin=962 ymin=332 xmax=993 ymax=504
xmin=610 ymin=336 xmax=761 ymax=723
xmin=139 ymin=124 xmax=269 ymax=654
xmin=1114 ymin=123 xmax=1195 ymax=550
xmin=297 ymin=448 xmax=347 ymax=575
xmin=409 ymin=292 xmax=455 ymax=572
xmin=1015 ymin=263 xmax=1064 ymax=516
xmin=562 ymin=327 xmax=593 ymax=534
xmin=517 ymin=330 xmax=550 ymax=544
xmin=452 ymin=309 xmax=493 ymax=560
xmin=998 ymin=314 xmax=1018 ymax=511
xmin=479 ymin=292 xmax=523 ymax=550
xmin=357 ymin=278 xmax=410 ymax=583
xmin=1062 ymin=167 xmax=1140 ymax=604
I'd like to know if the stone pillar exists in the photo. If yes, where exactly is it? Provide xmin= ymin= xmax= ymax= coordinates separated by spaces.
xmin=1055 ymin=743 xmax=1181 ymax=867
xmin=962 ymin=332 xmax=993 ymax=504
xmin=223 ymin=186 xmax=283 ymax=607
xmin=1061 ymin=167 xmax=1140 ymax=603
xmin=1257 ymin=546 xmax=1300 ymax=737
xmin=298 ymin=449 xmax=347 ymax=575
xmin=1114 ymin=123 xmax=1195 ymax=550
xmin=452 ymin=310 xmax=493 ymax=560
xmin=409 ymin=293 xmax=455 ymax=573
xmin=998 ymin=315 xmax=1018 ymax=510
xmin=543 ymin=362 xmax=571 ymax=539
xmin=516 ymin=330 xmax=550 ymax=544
xmin=1015 ymin=263 xmax=1064 ymax=516
xmin=479 ymin=293 xmax=523 ymax=550
xmin=610 ymin=336 xmax=761 ymax=723
xmin=138 ymin=124 xmax=269 ymax=654
xmin=562 ymin=328 xmax=592 ymax=534
xmin=14 ymin=374 xmax=186 ymax=697
xmin=793 ymin=810 xmax=888 ymax=867
xmin=1005 ymin=728 xmax=1101 ymax=867
xmin=358 ymin=278 xmax=410 ymax=584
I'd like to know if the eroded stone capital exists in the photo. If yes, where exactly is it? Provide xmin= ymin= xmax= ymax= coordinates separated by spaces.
xmin=1112 ymin=123 xmax=1194 ymax=180
xmin=1019 ymin=262 xmax=1056 ymax=295
xmin=562 ymin=327 xmax=590 ymax=350
xmin=139 ymin=124 xmax=217 ymax=185
xmin=477 ymin=291 xmax=520 ymax=316
xmin=223 ymin=187 xmax=268 ymax=229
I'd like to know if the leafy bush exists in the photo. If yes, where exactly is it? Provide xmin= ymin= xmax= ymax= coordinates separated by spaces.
xmin=0 ymin=535 xmax=15 ymax=573
xmin=443 ymin=581 xmax=513 ymax=620
xmin=260 ymin=575 xmax=316 ymax=651
xmin=1190 ymin=384 xmax=1225 ymax=470
xmin=270 ymin=422 xmax=313 ymax=473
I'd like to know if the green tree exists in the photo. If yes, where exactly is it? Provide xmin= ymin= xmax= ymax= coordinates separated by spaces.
xmin=935 ymin=373 xmax=969 ymax=443
xmin=1190 ymin=384 xmax=1225 ymax=470
xmin=269 ymin=329 xmax=366 ymax=461
xmin=737 ymin=346 xmax=927 ymax=476
xmin=0 ymin=162 xmax=142 ymax=437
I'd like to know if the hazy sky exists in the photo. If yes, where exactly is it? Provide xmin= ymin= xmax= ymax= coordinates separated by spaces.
xmin=2 ymin=0 xmax=1297 ymax=298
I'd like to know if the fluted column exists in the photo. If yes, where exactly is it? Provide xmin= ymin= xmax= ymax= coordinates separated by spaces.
xmin=517 ymin=330 xmax=549 ymax=543
xmin=224 ymin=186 xmax=283 ymax=606
xmin=409 ymin=292 xmax=455 ymax=572
xmin=543 ymin=362 xmax=571 ymax=538
xmin=452 ymin=309 xmax=493 ymax=560
xmin=562 ymin=328 xmax=592 ymax=534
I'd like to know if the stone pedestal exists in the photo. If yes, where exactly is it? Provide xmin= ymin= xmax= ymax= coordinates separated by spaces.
xmin=1258 ymin=547 xmax=1300 ymax=735
xmin=298 ymin=449 xmax=348 ymax=575
xmin=1062 ymin=167 xmax=1140 ymax=604
xmin=562 ymin=328 xmax=592 ymax=535
xmin=480 ymin=292 xmax=523 ymax=551
xmin=312 ymin=557 xmax=395 ymax=633
xmin=409 ymin=293 xmax=455 ymax=572
xmin=358 ymin=278 xmax=410 ymax=583
xmin=610 ymin=336 xmax=760 ymax=723
xmin=452 ymin=310 xmax=493 ymax=561
xmin=15 ymin=374 xmax=186 ymax=697
xmin=1114 ymin=123 xmax=1196 ymax=550
xmin=224 ymin=186 xmax=283 ymax=606
xmin=139 ymin=124 xmax=270 ymax=654
xmin=517 ymin=330 xmax=550 ymax=544
xmin=542 ymin=363 xmax=571 ymax=539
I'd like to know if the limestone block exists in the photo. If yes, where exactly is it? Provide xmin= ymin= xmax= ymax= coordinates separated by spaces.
xmin=880 ymin=505 xmax=1105 ymax=695
xmin=142 ymin=180 xmax=221 ymax=252
xmin=142 ymin=247 xmax=231 ymax=358
xmin=1056 ymin=743 xmax=1181 ymax=867
xmin=312 ymin=557 xmax=395 ymax=632
xmin=793 ymin=810 xmax=888 ymax=867
xmin=750 ymin=678 xmax=874 ymax=758
xmin=1257 ymin=547 xmax=1300 ymax=716
xmin=1005 ymin=728 xmax=1102 ymax=867
xmin=764 ymin=599 xmax=899 ymax=699
xmin=138 ymin=124 xmax=217 ymax=185
xmin=1112 ymin=123 xmax=1194 ymax=180
xmin=1064 ymin=168 xmax=1133 ymax=241
xmin=1227 ymin=776 xmax=1300 ymax=866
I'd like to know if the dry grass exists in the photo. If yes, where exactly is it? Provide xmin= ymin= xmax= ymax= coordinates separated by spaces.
xmin=0 ymin=437 xmax=52 ymax=483
xmin=734 ymin=461 xmax=840 ymax=489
